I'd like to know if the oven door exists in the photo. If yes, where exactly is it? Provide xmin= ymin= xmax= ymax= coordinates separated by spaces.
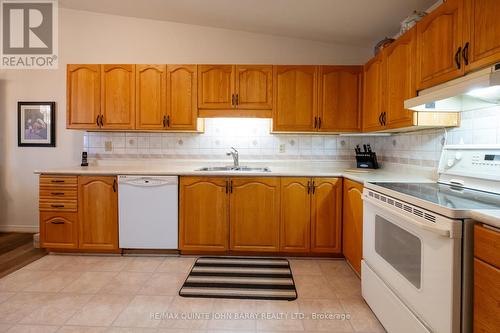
xmin=362 ymin=190 xmax=462 ymax=333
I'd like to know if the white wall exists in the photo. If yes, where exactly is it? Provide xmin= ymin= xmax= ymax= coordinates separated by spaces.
xmin=0 ymin=8 xmax=371 ymax=231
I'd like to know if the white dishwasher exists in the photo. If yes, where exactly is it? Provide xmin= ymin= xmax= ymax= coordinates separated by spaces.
xmin=118 ymin=175 xmax=178 ymax=249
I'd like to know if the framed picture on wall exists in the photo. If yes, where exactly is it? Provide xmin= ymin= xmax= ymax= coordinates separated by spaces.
xmin=18 ymin=102 xmax=56 ymax=147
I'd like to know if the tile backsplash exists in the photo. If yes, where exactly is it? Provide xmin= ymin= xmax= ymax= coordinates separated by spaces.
xmin=84 ymin=107 xmax=500 ymax=169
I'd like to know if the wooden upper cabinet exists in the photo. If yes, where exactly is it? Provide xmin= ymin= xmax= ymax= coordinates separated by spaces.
xmin=101 ymin=64 xmax=136 ymax=129
xmin=198 ymin=65 xmax=234 ymax=110
xmin=167 ymin=65 xmax=198 ymax=130
xmin=67 ymin=64 xmax=101 ymax=129
xmin=318 ymin=66 xmax=362 ymax=132
xmin=342 ymin=179 xmax=364 ymax=274
xmin=363 ymin=54 xmax=385 ymax=131
xmin=135 ymin=65 xmax=166 ymax=130
xmin=273 ymin=65 xmax=318 ymax=132
xmin=310 ymin=178 xmax=342 ymax=254
xmin=230 ymin=177 xmax=280 ymax=252
xmin=235 ymin=65 xmax=273 ymax=112
xmin=179 ymin=177 xmax=228 ymax=252
xmin=78 ymin=176 xmax=118 ymax=251
xmin=280 ymin=178 xmax=311 ymax=253
xmin=416 ymin=0 xmax=464 ymax=90
xmin=384 ymin=28 xmax=417 ymax=129
xmin=464 ymin=0 xmax=500 ymax=71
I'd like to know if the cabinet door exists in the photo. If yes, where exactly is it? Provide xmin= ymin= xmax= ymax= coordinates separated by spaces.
xmin=280 ymin=178 xmax=311 ymax=252
xmin=235 ymin=65 xmax=273 ymax=113
xmin=311 ymin=178 xmax=342 ymax=254
xmin=363 ymin=54 xmax=385 ymax=131
xmin=318 ymin=66 xmax=362 ymax=132
xmin=464 ymin=0 xmax=500 ymax=71
xmin=384 ymin=28 xmax=417 ymax=129
xmin=40 ymin=212 xmax=78 ymax=249
xmin=473 ymin=258 xmax=500 ymax=333
xmin=416 ymin=0 xmax=464 ymax=90
xmin=342 ymin=179 xmax=363 ymax=274
xmin=273 ymin=65 xmax=318 ymax=132
xmin=230 ymin=177 xmax=280 ymax=252
xmin=198 ymin=65 xmax=234 ymax=110
xmin=101 ymin=64 xmax=136 ymax=129
xmin=135 ymin=65 xmax=166 ymax=130
xmin=67 ymin=64 xmax=101 ymax=129
xmin=78 ymin=176 xmax=118 ymax=250
xmin=179 ymin=177 xmax=228 ymax=252
xmin=167 ymin=65 xmax=198 ymax=130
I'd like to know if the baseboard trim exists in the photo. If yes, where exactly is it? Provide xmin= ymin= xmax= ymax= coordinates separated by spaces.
xmin=0 ymin=225 xmax=39 ymax=233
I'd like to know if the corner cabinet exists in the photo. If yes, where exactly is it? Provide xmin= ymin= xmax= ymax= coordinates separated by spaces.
xmin=78 ymin=176 xmax=118 ymax=250
xmin=273 ymin=65 xmax=318 ymax=132
xmin=179 ymin=177 xmax=229 ymax=252
xmin=280 ymin=177 xmax=342 ymax=255
xmin=318 ymin=66 xmax=362 ymax=132
xmin=342 ymin=179 xmax=364 ymax=274
xmin=198 ymin=65 xmax=273 ymax=117
xmin=66 ymin=65 xmax=101 ymax=129
xmin=229 ymin=178 xmax=280 ymax=252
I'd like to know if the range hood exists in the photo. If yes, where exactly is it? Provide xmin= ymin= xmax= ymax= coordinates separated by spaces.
xmin=404 ymin=63 xmax=500 ymax=112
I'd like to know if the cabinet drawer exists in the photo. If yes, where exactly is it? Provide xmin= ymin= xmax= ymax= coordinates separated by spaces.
xmin=40 ymin=212 xmax=78 ymax=249
xmin=473 ymin=258 xmax=500 ymax=333
xmin=39 ymin=200 xmax=77 ymax=212
xmin=474 ymin=224 xmax=500 ymax=268
xmin=40 ymin=175 xmax=78 ymax=188
xmin=40 ymin=188 xmax=77 ymax=200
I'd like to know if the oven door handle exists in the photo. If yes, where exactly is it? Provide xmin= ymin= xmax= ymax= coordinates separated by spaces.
xmin=364 ymin=195 xmax=451 ymax=238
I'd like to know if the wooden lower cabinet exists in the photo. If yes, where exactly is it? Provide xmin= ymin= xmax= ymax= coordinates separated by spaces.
xmin=474 ymin=224 xmax=500 ymax=333
xmin=342 ymin=179 xmax=364 ymax=274
xmin=230 ymin=178 xmax=280 ymax=252
xmin=40 ymin=212 xmax=78 ymax=249
xmin=310 ymin=178 xmax=342 ymax=253
xmin=280 ymin=178 xmax=311 ymax=252
xmin=179 ymin=177 xmax=228 ymax=252
xmin=78 ymin=176 xmax=118 ymax=250
xmin=280 ymin=177 xmax=342 ymax=254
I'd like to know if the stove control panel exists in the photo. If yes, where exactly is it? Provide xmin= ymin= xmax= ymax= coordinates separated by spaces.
xmin=439 ymin=146 xmax=500 ymax=192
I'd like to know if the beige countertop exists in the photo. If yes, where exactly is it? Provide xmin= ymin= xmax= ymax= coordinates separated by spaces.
xmin=471 ymin=210 xmax=500 ymax=229
xmin=34 ymin=160 xmax=437 ymax=185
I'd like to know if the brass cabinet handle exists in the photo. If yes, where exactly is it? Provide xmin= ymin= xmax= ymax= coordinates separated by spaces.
xmin=307 ymin=180 xmax=311 ymax=194
xmin=99 ymin=115 xmax=104 ymax=127
xmin=312 ymin=180 xmax=316 ymax=194
xmin=314 ymin=117 xmax=318 ymax=129
xmin=454 ymin=46 xmax=462 ymax=69
xmin=162 ymin=115 xmax=167 ymax=128
xmin=225 ymin=180 xmax=229 ymax=194
xmin=51 ymin=192 xmax=65 ymax=196
xmin=51 ymin=220 xmax=65 ymax=224
xmin=318 ymin=117 xmax=322 ymax=129
xmin=231 ymin=94 xmax=235 ymax=106
xmin=166 ymin=115 xmax=170 ymax=127
xmin=230 ymin=180 xmax=233 ymax=193
xmin=112 ymin=178 xmax=117 ymax=192
xmin=235 ymin=94 xmax=239 ymax=106
xmin=462 ymin=42 xmax=469 ymax=66
xmin=51 ymin=180 xmax=65 ymax=183
xmin=96 ymin=115 xmax=100 ymax=127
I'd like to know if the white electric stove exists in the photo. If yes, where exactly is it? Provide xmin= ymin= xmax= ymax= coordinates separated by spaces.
xmin=362 ymin=145 xmax=500 ymax=333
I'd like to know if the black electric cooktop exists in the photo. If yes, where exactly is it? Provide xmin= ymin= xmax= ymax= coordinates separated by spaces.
xmin=371 ymin=182 xmax=500 ymax=211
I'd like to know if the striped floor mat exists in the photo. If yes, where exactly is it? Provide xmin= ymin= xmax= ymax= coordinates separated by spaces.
xmin=179 ymin=257 xmax=297 ymax=301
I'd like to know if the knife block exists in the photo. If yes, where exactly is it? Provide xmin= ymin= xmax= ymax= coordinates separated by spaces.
xmin=356 ymin=152 xmax=379 ymax=169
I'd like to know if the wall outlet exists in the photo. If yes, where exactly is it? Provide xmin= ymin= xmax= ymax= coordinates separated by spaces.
xmin=279 ymin=144 xmax=286 ymax=153
xmin=104 ymin=140 xmax=112 ymax=152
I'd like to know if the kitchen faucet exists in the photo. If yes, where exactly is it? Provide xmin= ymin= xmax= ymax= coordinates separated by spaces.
xmin=226 ymin=147 xmax=239 ymax=168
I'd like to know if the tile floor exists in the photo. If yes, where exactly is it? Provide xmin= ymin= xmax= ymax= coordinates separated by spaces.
xmin=0 ymin=255 xmax=385 ymax=333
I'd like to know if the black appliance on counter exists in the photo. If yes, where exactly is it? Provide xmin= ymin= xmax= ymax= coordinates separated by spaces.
xmin=355 ymin=144 xmax=379 ymax=169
